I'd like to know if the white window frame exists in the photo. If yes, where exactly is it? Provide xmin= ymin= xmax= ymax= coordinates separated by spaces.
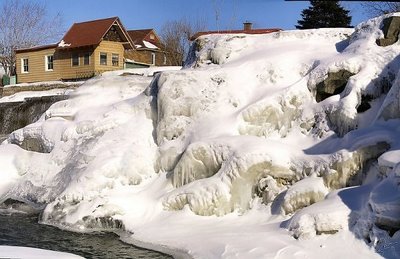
xmin=45 ymin=55 xmax=54 ymax=71
xmin=100 ymin=52 xmax=107 ymax=66
xmin=112 ymin=53 xmax=119 ymax=67
xmin=21 ymin=58 xmax=29 ymax=73
xmin=71 ymin=53 xmax=79 ymax=66
xmin=151 ymin=52 xmax=156 ymax=65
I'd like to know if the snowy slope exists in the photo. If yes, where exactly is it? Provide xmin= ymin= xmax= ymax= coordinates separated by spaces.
xmin=0 ymin=14 xmax=400 ymax=258
xmin=0 ymin=246 xmax=83 ymax=259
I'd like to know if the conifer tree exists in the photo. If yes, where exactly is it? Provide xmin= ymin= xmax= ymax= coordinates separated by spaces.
xmin=296 ymin=0 xmax=352 ymax=29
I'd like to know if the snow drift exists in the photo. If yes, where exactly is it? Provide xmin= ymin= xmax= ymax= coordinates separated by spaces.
xmin=1 ymin=14 xmax=400 ymax=258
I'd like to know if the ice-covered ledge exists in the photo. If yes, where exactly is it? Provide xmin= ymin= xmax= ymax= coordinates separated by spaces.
xmin=0 ymin=246 xmax=83 ymax=259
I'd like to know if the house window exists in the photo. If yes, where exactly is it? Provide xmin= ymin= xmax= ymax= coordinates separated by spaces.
xmin=72 ymin=53 xmax=79 ymax=66
xmin=45 ymin=55 xmax=53 ymax=71
xmin=150 ymin=34 xmax=155 ymax=40
xmin=151 ymin=52 xmax=155 ymax=65
xmin=21 ymin=58 xmax=29 ymax=73
xmin=163 ymin=54 xmax=167 ymax=65
xmin=83 ymin=53 xmax=90 ymax=65
xmin=112 ymin=53 xmax=119 ymax=66
xmin=100 ymin=52 xmax=107 ymax=65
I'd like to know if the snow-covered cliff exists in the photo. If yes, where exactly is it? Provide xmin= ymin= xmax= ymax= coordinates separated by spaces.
xmin=1 ymin=14 xmax=400 ymax=258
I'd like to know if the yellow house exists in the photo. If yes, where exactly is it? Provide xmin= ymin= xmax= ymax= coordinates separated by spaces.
xmin=15 ymin=17 xmax=134 ymax=83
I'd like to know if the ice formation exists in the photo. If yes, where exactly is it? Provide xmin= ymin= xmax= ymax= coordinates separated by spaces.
xmin=0 ymin=14 xmax=400 ymax=258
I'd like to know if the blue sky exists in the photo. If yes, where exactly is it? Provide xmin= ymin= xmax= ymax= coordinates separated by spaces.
xmin=36 ymin=0 xmax=370 ymax=33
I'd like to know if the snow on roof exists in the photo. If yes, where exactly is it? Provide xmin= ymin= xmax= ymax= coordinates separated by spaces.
xmin=142 ymin=40 xmax=159 ymax=49
xmin=127 ymin=29 xmax=163 ymax=50
xmin=125 ymin=58 xmax=136 ymax=63
xmin=58 ymin=40 xmax=71 ymax=48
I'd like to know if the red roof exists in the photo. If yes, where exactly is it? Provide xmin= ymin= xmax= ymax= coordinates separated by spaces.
xmin=16 ymin=17 xmax=134 ymax=53
xmin=128 ymin=29 xmax=153 ymax=43
xmin=59 ymin=17 xmax=134 ymax=49
xmin=127 ymin=29 xmax=163 ymax=49
xmin=190 ymin=28 xmax=282 ymax=41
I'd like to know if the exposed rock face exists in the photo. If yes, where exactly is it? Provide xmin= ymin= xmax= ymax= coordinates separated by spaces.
xmin=376 ymin=16 xmax=400 ymax=47
xmin=0 ymin=95 xmax=68 ymax=135
xmin=18 ymin=137 xmax=51 ymax=153
xmin=315 ymin=70 xmax=354 ymax=102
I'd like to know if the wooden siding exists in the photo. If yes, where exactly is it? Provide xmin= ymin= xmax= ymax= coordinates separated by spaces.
xmin=125 ymin=49 xmax=175 ymax=66
xmin=57 ymin=46 xmax=95 ymax=80
xmin=94 ymin=41 xmax=125 ymax=72
xmin=16 ymin=41 xmax=126 ymax=83
xmin=16 ymin=48 xmax=60 ymax=83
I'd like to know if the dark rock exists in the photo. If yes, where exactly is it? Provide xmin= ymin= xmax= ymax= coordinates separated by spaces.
xmin=376 ymin=16 xmax=400 ymax=47
xmin=316 ymin=229 xmax=339 ymax=235
xmin=316 ymin=70 xmax=355 ymax=102
xmin=82 ymin=215 xmax=125 ymax=230
xmin=357 ymin=95 xmax=373 ymax=113
xmin=18 ymin=137 xmax=51 ymax=153
xmin=0 ymin=95 xmax=69 ymax=135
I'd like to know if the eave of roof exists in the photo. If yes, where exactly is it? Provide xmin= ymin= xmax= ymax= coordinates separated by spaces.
xmin=15 ymin=43 xmax=58 ymax=54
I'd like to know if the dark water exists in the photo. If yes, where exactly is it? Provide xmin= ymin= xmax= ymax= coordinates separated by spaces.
xmin=0 ymin=213 xmax=172 ymax=259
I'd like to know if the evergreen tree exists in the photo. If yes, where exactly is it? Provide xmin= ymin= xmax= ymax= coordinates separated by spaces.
xmin=296 ymin=0 xmax=352 ymax=29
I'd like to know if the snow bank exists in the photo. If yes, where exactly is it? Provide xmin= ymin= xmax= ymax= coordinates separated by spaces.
xmin=1 ymin=14 xmax=400 ymax=259
xmin=0 ymin=89 xmax=73 ymax=103
xmin=280 ymin=176 xmax=329 ymax=215
xmin=0 ymin=246 xmax=83 ymax=259
xmin=4 ymin=81 xmax=82 ymax=88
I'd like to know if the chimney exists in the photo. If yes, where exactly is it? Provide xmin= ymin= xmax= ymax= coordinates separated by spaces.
xmin=243 ymin=21 xmax=252 ymax=31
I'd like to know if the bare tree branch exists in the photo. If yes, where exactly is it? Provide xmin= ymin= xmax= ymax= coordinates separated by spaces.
xmin=362 ymin=2 xmax=400 ymax=17
xmin=160 ymin=18 xmax=206 ymax=66
xmin=0 ymin=0 xmax=63 ymax=76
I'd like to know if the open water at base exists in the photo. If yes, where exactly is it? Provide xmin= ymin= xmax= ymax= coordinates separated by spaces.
xmin=0 ymin=213 xmax=172 ymax=259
